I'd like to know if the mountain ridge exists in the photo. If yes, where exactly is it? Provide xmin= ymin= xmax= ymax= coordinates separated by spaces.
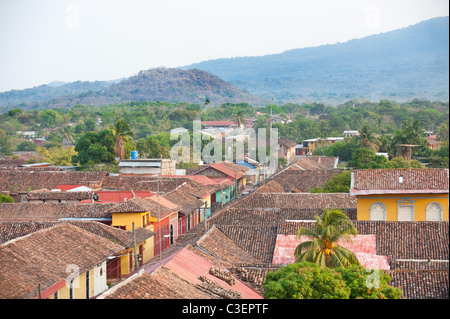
xmin=0 ymin=68 xmax=267 ymax=111
xmin=183 ymin=16 xmax=449 ymax=104
xmin=1 ymin=16 xmax=448 ymax=111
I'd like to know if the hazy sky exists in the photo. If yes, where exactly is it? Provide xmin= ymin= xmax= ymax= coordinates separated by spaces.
xmin=0 ymin=0 xmax=448 ymax=92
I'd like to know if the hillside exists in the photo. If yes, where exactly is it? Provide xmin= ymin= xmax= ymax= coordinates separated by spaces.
xmin=0 ymin=79 xmax=120 ymax=109
xmin=184 ymin=17 xmax=449 ymax=104
xmin=0 ymin=68 xmax=266 ymax=111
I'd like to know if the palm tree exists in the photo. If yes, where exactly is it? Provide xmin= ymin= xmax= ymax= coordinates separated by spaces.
xmin=61 ymin=125 xmax=75 ymax=143
xmin=233 ymin=109 xmax=246 ymax=128
xmin=294 ymin=209 xmax=360 ymax=268
xmin=109 ymin=119 xmax=134 ymax=160
xmin=391 ymin=120 xmax=425 ymax=160
xmin=357 ymin=125 xmax=379 ymax=151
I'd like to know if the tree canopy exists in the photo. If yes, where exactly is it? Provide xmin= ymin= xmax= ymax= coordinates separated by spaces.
xmin=263 ymin=262 xmax=403 ymax=299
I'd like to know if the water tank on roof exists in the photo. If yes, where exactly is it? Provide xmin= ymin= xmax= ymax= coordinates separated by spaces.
xmin=131 ymin=151 xmax=138 ymax=159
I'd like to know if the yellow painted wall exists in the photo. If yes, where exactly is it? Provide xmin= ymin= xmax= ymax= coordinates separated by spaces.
xmin=120 ymin=248 xmax=134 ymax=275
xmin=357 ymin=193 xmax=449 ymax=221
xmin=200 ymin=196 xmax=211 ymax=221
xmin=111 ymin=212 xmax=146 ymax=230
xmin=48 ymin=269 xmax=94 ymax=299
xmin=304 ymin=141 xmax=316 ymax=155
xmin=142 ymin=236 xmax=154 ymax=263
xmin=117 ymin=236 xmax=154 ymax=276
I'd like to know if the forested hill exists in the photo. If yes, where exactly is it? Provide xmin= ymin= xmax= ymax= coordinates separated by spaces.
xmin=0 ymin=68 xmax=267 ymax=111
xmin=0 ymin=80 xmax=119 ymax=109
xmin=183 ymin=16 xmax=449 ymax=104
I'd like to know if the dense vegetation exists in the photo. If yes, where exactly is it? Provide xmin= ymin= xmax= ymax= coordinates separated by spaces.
xmin=263 ymin=262 xmax=403 ymax=299
xmin=0 ymin=68 xmax=265 ymax=112
xmin=0 ymin=97 xmax=448 ymax=171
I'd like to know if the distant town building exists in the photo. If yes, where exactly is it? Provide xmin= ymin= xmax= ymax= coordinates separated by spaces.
xmin=343 ymin=130 xmax=359 ymax=138
xmin=118 ymin=158 xmax=176 ymax=175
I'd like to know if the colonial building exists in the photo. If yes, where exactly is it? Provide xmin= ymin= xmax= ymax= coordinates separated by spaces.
xmin=350 ymin=168 xmax=449 ymax=221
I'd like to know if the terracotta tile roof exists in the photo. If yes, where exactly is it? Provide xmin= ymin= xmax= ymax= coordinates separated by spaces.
xmin=195 ymin=226 xmax=261 ymax=265
xmin=210 ymin=208 xmax=357 ymax=226
xmin=102 ymin=243 xmax=262 ymax=299
xmin=0 ymin=223 xmax=125 ymax=299
xmin=25 ymin=190 xmax=93 ymax=201
xmin=202 ymin=120 xmax=237 ymax=127
xmin=0 ymin=171 xmax=108 ymax=192
xmin=230 ymin=264 xmax=281 ymax=294
xmin=162 ymin=188 xmax=205 ymax=215
xmin=232 ymin=193 xmax=357 ymax=209
xmin=0 ymin=220 xmax=154 ymax=247
xmin=0 ymin=203 xmax=115 ymax=221
xmin=278 ymin=221 xmax=449 ymax=262
xmin=256 ymin=169 xmax=342 ymax=193
xmin=107 ymin=196 xmax=178 ymax=220
xmin=278 ymin=138 xmax=297 ymax=148
xmin=194 ymin=161 xmax=249 ymax=180
xmin=350 ymin=168 xmax=449 ymax=195
xmin=388 ymin=270 xmax=448 ymax=299
xmin=208 ymin=207 xmax=448 ymax=299
xmin=288 ymin=156 xmax=339 ymax=170
xmin=161 ymin=246 xmax=261 ymax=298
xmin=254 ymin=180 xmax=286 ymax=193
xmin=216 ymin=225 xmax=278 ymax=263
xmin=1 ymin=166 xmax=62 ymax=172
xmin=100 ymin=175 xmax=216 ymax=198
xmin=78 ymin=190 xmax=153 ymax=203
xmin=103 ymin=268 xmax=218 ymax=299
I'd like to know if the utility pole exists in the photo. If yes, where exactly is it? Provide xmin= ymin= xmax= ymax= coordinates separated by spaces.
xmin=204 ymin=201 xmax=208 ymax=231
xmin=132 ymin=222 xmax=138 ymax=271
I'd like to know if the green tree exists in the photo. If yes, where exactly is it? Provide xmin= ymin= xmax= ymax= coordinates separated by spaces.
xmin=0 ymin=136 xmax=13 ymax=156
xmin=389 ymin=157 xmax=424 ymax=168
xmin=135 ymin=136 xmax=170 ymax=159
xmin=37 ymin=146 xmax=78 ymax=166
xmin=436 ymin=122 xmax=449 ymax=141
xmin=310 ymin=170 xmax=351 ymax=193
xmin=357 ymin=125 xmax=380 ymax=151
xmin=0 ymin=193 xmax=14 ymax=203
xmin=85 ymin=118 xmax=97 ymax=132
xmin=233 ymin=109 xmax=246 ymax=128
xmin=17 ymin=141 xmax=37 ymax=151
xmin=391 ymin=120 xmax=426 ymax=160
xmin=295 ymin=209 xmax=360 ymax=268
xmin=263 ymin=262 xmax=403 ymax=299
xmin=73 ymin=130 xmax=116 ymax=166
xmin=108 ymin=119 xmax=135 ymax=160
xmin=263 ymin=262 xmax=351 ymax=299
xmin=338 ymin=265 xmax=403 ymax=299
xmin=39 ymin=109 xmax=63 ymax=128
xmin=348 ymin=148 xmax=394 ymax=169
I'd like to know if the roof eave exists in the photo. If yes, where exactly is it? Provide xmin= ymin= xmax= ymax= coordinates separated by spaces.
xmin=350 ymin=189 xmax=449 ymax=196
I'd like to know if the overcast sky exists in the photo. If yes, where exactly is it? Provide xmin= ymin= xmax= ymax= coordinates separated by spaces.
xmin=0 ymin=0 xmax=448 ymax=92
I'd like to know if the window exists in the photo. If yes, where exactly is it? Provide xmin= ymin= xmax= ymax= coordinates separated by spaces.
xmin=426 ymin=202 xmax=443 ymax=221
xmin=397 ymin=199 xmax=414 ymax=221
xmin=370 ymin=202 xmax=386 ymax=221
